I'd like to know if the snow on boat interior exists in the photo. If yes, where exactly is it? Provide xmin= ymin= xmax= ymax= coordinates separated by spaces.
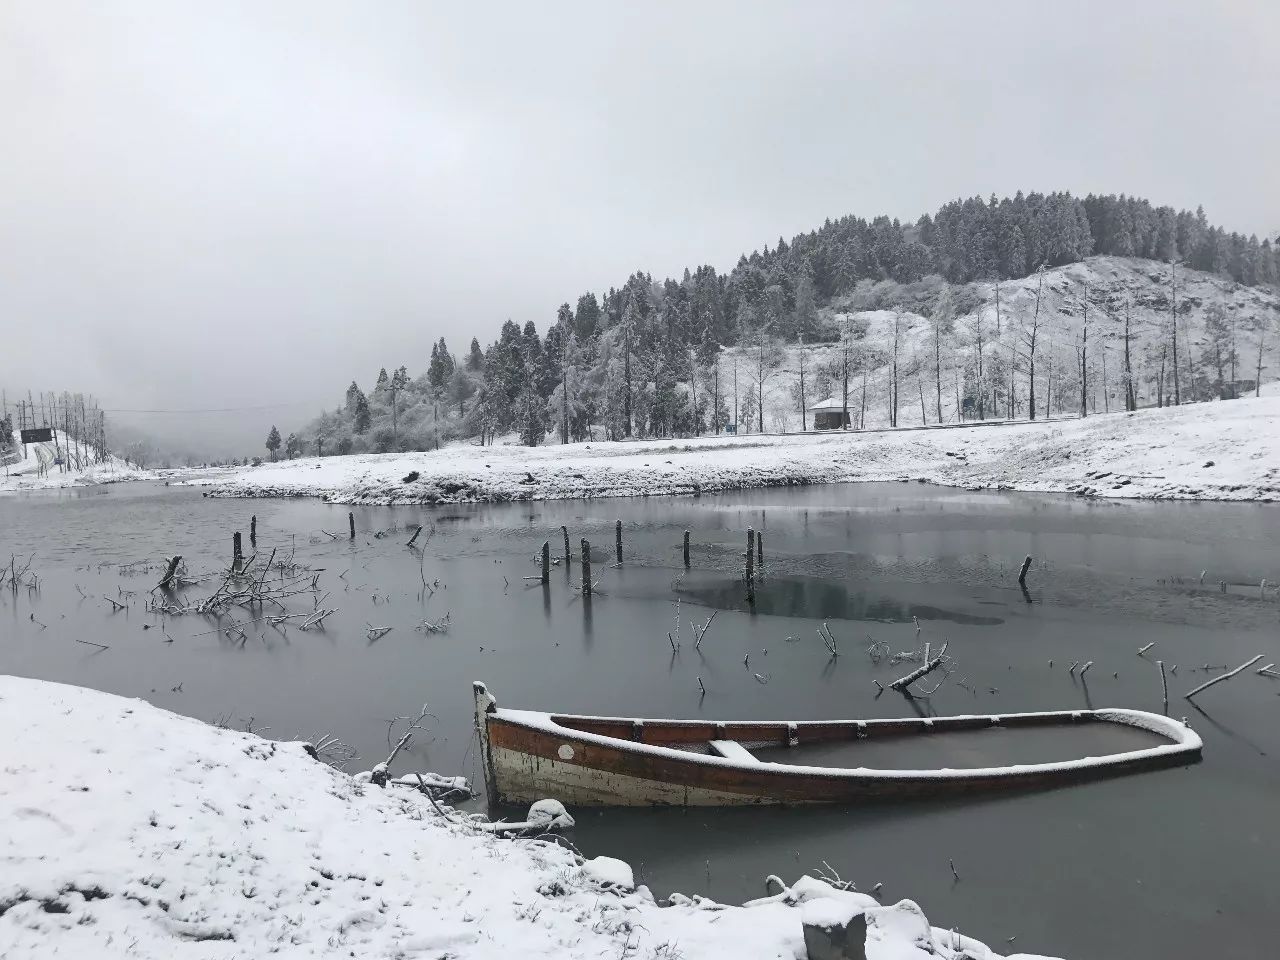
xmin=474 ymin=682 xmax=1203 ymax=806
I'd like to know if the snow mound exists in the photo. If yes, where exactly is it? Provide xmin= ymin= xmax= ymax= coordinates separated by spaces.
xmin=0 ymin=675 xmax=1059 ymax=959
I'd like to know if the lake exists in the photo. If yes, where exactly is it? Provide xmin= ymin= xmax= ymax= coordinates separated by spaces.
xmin=2 ymin=480 xmax=1277 ymax=959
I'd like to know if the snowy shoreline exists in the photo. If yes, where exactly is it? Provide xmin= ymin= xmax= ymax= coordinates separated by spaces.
xmin=193 ymin=397 xmax=1280 ymax=506
xmin=0 ymin=675 xmax=1056 ymax=959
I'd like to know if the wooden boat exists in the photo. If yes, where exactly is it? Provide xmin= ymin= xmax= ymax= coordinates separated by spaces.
xmin=473 ymin=682 xmax=1202 ymax=806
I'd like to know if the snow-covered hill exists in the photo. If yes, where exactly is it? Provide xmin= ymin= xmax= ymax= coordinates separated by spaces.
xmin=721 ymin=256 xmax=1280 ymax=434
xmin=0 ymin=429 xmax=150 ymax=493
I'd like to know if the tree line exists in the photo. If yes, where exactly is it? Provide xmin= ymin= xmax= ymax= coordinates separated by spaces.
xmin=270 ymin=190 xmax=1279 ymax=457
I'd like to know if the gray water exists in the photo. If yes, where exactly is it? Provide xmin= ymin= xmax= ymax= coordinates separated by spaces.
xmin=2 ymin=481 xmax=1277 ymax=959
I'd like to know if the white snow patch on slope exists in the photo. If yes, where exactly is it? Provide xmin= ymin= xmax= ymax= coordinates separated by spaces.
xmin=0 ymin=429 xmax=149 ymax=493
xmin=192 ymin=394 xmax=1280 ymax=505
xmin=0 ymin=675 xmax=1057 ymax=959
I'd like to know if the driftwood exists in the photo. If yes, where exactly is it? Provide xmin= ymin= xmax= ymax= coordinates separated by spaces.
xmin=1184 ymin=654 xmax=1264 ymax=700
xmin=889 ymin=641 xmax=949 ymax=691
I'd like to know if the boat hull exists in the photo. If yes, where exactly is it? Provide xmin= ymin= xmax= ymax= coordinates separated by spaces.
xmin=474 ymin=683 xmax=1203 ymax=807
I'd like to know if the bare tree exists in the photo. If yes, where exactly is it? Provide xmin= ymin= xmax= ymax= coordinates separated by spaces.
xmin=840 ymin=313 xmax=852 ymax=429
xmin=1122 ymin=293 xmax=1136 ymax=410
xmin=930 ymin=292 xmax=953 ymax=422
xmin=1257 ymin=318 xmax=1268 ymax=398
xmin=1021 ymin=265 xmax=1046 ymax=419
xmin=1077 ymin=284 xmax=1089 ymax=418
xmin=1169 ymin=260 xmax=1181 ymax=405
xmin=888 ymin=310 xmax=906 ymax=427
xmin=796 ymin=330 xmax=807 ymax=431
xmin=749 ymin=323 xmax=784 ymax=433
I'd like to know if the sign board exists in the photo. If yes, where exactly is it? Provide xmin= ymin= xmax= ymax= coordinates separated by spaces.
xmin=20 ymin=427 xmax=53 ymax=444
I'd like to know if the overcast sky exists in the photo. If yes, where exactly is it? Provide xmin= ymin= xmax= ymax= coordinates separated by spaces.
xmin=2 ymin=1 xmax=1277 ymax=455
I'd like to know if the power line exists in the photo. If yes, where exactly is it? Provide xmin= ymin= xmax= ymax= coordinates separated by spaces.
xmin=96 ymin=402 xmax=311 ymax=414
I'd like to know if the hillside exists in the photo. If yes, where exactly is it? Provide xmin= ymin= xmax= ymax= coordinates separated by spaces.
xmin=274 ymin=190 xmax=1279 ymax=455
xmin=728 ymin=255 xmax=1280 ymax=434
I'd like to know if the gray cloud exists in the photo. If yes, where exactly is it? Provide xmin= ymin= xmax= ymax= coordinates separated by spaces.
xmin=2 ymin=0 xmax=1277 ymax=454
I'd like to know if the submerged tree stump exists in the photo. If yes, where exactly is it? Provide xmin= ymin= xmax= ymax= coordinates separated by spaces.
xmin=1018 ymin=555 xmax=1033 ymax=587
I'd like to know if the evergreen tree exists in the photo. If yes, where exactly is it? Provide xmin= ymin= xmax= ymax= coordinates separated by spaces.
xmin=265 ymin=425 xmax=281 ymax=461
xmin=466 ymin=338 xmax=484 ymax=372
xmin=353 ymin=393 xmax=371 ymax=433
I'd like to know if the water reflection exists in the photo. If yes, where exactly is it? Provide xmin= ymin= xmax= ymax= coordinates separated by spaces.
xmin=680 ymin=574 xmax=1005 ymax=625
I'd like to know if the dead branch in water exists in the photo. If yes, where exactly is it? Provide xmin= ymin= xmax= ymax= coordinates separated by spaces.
xmin=818 ymin=622 xmax=838 ymax=659
xmin=1184 ymin=654 xmax=1264 ymax=700
xmin=692 ymin=611 xmax=717 ymax=651
xmin=890 ymin=641 xmax=949 ymax=692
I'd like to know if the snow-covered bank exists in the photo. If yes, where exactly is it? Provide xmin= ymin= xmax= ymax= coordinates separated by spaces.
xmin=195 ymin=396 xmax=1280 ymax=505
xmin=0 ymin=676 xmax=1054 ymax=959
xmin=0 ymin=429 xmax=150 ymax=493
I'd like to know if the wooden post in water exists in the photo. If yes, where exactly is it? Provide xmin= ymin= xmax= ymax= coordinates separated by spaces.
xmin=756 ymin=530 xmax=764 ymax=567
xmin=250 ymin=515 xmax=257 ymax=547
xmin=745 ymin=528 xmax=755 ymax=604
xmin=541 ymin=540 xmax=550 ymax=585
xmin=616 ymin=519 xmax=623 ymax=565
xmin=683 ymin=530 xmax=690 ymax=568
xmin=349 ymin=512 xmax=356 ymax=540
xmin=1018 ymin=555 xmax=1033 ymax=587
xmin=1158 ymin=659 xmax=1169 ymax=711
xmin=581 ymin=539 xmax=592 ymax=597
xmin=561 ymin=525 xmax=571 ymax=565
xmin=232 ymin=532 xmax=243 ymax=570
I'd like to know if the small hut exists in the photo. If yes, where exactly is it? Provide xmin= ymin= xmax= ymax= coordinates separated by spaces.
xmin=806 ymin=397 xmax=851 ymax=430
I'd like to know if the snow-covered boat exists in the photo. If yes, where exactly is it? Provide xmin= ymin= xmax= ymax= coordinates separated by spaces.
xmin=473 ymin=682 xmax=1202 ymax=806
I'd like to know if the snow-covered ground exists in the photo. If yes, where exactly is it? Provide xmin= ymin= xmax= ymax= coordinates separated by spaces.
xmin=0 ymin=675 xmax=1055 ymax=959
xmin=193 ymin=395 xmax=1280 ymax=505
xmin=0 ymin=429 xmax=149 ymax=493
